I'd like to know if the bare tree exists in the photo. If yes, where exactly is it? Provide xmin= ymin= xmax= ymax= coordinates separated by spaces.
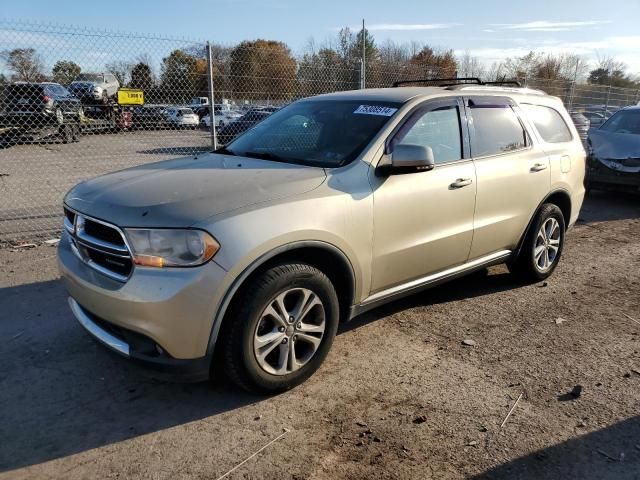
xmin=485 ymin=61 xmax=505 ymax=81
xmin=105 ymin=60 xmax=134 ymax=85
xmin=456 ymin=51 xmax=487 ymax=79
xmin=0 ymin=48 xmax=46 ymax=82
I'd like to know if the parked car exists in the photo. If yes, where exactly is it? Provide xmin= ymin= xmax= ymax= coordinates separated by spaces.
xmin=569 ymin=111 xmax=590 ymax=142
xmin=164 ymin=107 xmax=199 ymax=129
xmin=586 ymin=106 xmax=640 ymax=193
xmin=200 ymin=108 xmax=243 ymax=129
xmin=133 ymin=105 xmax=168 ymax=130
xmin=1 ymin=82 xmax=82 ymax=141
xmin=59 ymin=83 xmax=585 ymax=393
xmin=69 ymin=73 xmax=120 ymax=103
xmin=216 ymin=109 xmax=273 ymax=144
xmin=582 ymin=110 xmax=607 ymax=128
xmin=190 ymin=97 xmax=209 ymax=108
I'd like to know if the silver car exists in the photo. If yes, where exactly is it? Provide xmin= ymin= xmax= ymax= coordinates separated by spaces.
xmin=69 ymin=72 xmax=120 ymax=103
xmin=58 ymin=84 xmax=585 ymax=393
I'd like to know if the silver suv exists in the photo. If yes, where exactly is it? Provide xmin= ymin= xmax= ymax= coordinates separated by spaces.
xmin=58 ymin=83 xmax=586 ymax=393
xmin=69 ymin=72 xmax=120 ymax=103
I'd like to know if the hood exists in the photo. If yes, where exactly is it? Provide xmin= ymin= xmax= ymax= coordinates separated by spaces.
xmin=589 ymin=129 xmax=640 ymax=173
xmin=65 ymin=153 xmax=326 ymax=227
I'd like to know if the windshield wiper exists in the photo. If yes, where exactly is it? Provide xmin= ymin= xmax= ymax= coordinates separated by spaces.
xmin=242 ymin=151 xmax=289 ymax=163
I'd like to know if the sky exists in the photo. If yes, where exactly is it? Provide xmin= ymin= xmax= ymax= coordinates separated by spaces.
xmin=3 ymin=0 xmax=640 ymax=74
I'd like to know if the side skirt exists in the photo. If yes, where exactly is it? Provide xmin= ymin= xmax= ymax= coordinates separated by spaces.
xmin=349 ymin=250 xmax=512 ymax=319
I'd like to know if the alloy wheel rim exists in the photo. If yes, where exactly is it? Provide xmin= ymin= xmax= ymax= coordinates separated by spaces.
xmin=534 ymin=217 xmax=561 ymax=272
xmin=253 ymin=288 xmax=325 ymax=376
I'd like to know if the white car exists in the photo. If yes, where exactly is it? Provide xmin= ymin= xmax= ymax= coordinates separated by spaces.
xmin=200 ymin=108 xmax=243 ymax=128
xmin=165 ymin=107 xmax=199 ymax=129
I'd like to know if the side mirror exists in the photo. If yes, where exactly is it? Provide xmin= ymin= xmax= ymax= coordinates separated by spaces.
xmin=377 ymin=144 xmax=435 ymax=176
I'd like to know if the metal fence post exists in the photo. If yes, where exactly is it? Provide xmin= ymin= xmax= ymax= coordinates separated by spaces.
xmin=205 ymin=41 xmax=218 ymax=150
xmin=604 ymin=85 xmax=612 ymax=116
xmin=360 ymin=19 xmax=366 ymax=89
xmin=567 ymin=81 xmax=575 ymax=111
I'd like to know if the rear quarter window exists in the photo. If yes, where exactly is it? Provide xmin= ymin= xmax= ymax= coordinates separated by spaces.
xmin=522 ymin=104 xmax=573 ymax=143
xmin=469 ymin=105 xmax=528 ymax=157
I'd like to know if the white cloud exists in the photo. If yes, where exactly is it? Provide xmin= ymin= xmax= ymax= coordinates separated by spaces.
xmin=349 ymin=23 xmax=460 ymax=31
xmin=456 ymin=35 xmax=640 ymax=73
xmin=492 ymin=20 xmax=612 ymax=32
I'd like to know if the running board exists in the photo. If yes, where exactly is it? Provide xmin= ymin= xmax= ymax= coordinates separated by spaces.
xmin=351 ymin=250 xmax=512 ymax=318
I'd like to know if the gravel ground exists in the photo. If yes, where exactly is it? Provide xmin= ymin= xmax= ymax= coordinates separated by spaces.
xmin=0 ymin=129 xmax=210 ymax=242
xmin=0 ymin=191 xmax=639 ymax=480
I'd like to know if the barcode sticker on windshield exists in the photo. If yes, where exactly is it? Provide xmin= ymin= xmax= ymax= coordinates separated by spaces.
xmin=353 ymin=105 xmax=398 ymax=116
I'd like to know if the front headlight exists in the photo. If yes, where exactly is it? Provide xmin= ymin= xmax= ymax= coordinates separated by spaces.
xmin=125 ymin=229 xmax=220 ymax=267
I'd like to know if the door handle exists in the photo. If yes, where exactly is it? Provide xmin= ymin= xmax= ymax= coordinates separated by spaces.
xmin=450 ymin=178 xmax=473 ymax=189
xmin=530 ymin=163 xmax=548 ymax=172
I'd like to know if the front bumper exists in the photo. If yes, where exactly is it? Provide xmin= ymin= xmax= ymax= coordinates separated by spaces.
xmin=587 ymin=156 xmax=640 ymax=191
xmin=67 ymin=297 xmax=212 ymax=381
xmin=58 ymin=231 xmax=228 ymax=371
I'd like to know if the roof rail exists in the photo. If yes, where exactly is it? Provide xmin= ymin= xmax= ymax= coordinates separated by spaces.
xmin=392 ymin=78 xmax=522 ymax=88
xmin=392 ymin=77 xmax=482 ymax=88
xmin=483 ymin=80 xmax=522 ymax=87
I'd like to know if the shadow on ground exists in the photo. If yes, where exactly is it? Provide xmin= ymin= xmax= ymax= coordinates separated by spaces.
xmin=342 ymin=267 xmax=520 ymax=334
xmin=0 ymin=266 xmax=522 ymax=473
xmin=473 ymin=416 xmax=640 ymax=479
xmin=578 ymin=190 xmax=640 ymax=223
xmin=0 ymin=279 xmax=259 ymax=473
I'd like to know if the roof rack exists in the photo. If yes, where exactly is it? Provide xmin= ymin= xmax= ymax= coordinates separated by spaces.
xmin=482 ymin=80 xmax=522 ymax=87
xmin=392 ymin=77 xmax=481 ymax=88
xmin=392 ymin=78 xmax=522 ymax=88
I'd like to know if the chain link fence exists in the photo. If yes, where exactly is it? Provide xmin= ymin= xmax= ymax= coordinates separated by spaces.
xmin=1 ymin=20 xmax=639 ymax=245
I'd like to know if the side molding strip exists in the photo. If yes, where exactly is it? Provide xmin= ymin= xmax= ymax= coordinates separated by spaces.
xmin=361 ymin=249 xmax=512 ymax=306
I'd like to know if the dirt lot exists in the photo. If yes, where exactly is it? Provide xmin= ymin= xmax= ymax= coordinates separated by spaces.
xmin=0 ymin=191 xmax=639 ymax=480
xmin=0 ymin=129 xmax=210 ymax=242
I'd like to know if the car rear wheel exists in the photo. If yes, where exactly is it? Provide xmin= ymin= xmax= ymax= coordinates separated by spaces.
xmin=219 ymin=262 xmax=339 ymax=394
xmin=508 ymin=203 xmax=565 ymax=282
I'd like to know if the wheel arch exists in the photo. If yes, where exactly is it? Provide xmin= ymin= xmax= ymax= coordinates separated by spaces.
xmin=514 ymin=189 xmax=572 ymax=258
xmin=206 ymin=240 xmax=356 ymax=356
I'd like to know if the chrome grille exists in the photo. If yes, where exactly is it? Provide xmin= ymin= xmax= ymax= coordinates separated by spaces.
xmin=64 ymin=207 xmax=133 ymax=282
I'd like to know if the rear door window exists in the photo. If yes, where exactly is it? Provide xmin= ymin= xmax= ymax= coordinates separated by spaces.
xmin=522 ymin=104 xmax=572 ymax=143
xmin=468 ymin=103 xmax=527 ymax=157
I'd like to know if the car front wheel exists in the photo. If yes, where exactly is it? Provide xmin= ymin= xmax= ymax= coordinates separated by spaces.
xmin=509 ymin=203 xmax=565 ymax=282
xmin=219 ymin=262 xmax=339 ymax=394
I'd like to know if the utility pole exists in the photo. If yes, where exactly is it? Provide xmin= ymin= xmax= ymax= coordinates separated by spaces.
xmin=361 ymin=19 xmax=366 ymax=89
xmin=205 ymin=41 xmax=218 ymax=150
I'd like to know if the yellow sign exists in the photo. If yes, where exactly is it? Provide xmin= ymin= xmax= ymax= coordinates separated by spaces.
xmin=117 ymin=89 xmax=144 ymax=105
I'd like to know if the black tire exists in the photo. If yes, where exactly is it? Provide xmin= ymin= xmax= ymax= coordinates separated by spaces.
xmin=219 ymin=262 xmax=339 ymax=394
xmin=55 ymin=108 xmax=64 ymax=125
xmin=71 ymin=124 xmax=81 ymax=142
xmin=508 ymin=203 xmax=565 ymax=282
xmin=60 ymin=124 xmax=73 ymax=144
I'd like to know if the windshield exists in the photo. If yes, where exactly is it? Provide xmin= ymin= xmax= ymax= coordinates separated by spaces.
xmin=75 ymin=73 xmax=103 ymax=82
xmin=224 ymin=100 xmax=401 ymax=167
xmin=600 ymin=109 xmax=640 ymax=135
